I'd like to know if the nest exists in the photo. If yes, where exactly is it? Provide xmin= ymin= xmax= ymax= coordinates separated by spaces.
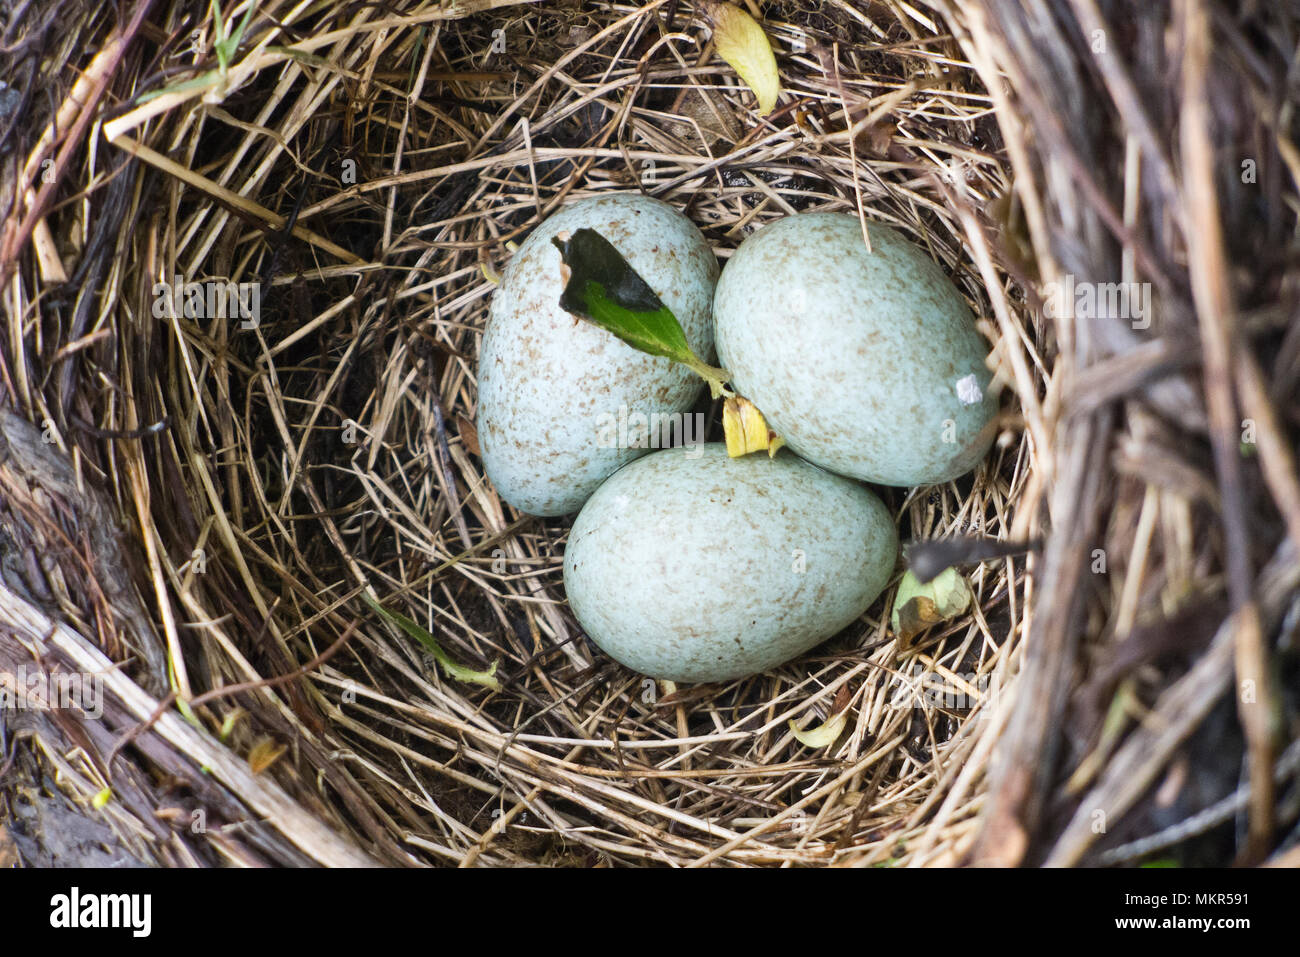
xmin=2 ymin=0 xmax=1298 ymax=868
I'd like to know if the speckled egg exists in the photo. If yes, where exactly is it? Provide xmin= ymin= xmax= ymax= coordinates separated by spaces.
xmin=563 ymin=444 xmax=897 ymax=683
xmin=477 ymin=194 xmax=718 ymax=516
xmin=713 ymin=213 xmax=996 ymax=487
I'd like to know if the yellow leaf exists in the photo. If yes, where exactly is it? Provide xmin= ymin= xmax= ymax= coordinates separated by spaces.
xmin=723 ymin=395 xmax=765 ymax=456
xmin=723 ymin=394 xmax=783 ymax=457
xmin=247 ymin=737 xmax=287 ymax=775
xmin=789 ymin=710 xmax=847 ymax=749
xmin=702 ymin=1 xmax=780 ymax=115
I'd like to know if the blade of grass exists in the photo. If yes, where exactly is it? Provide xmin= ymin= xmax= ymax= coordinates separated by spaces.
xmin=362 ymin=593 xmax=501 ymax=691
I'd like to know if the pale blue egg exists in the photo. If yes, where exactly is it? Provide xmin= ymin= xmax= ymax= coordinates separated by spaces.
xmin=563 ymin=445 xmax=897 ymax=682
xmin=478 ymin=194 xmax=718 ymax=516
xmin=714 ymin=214 xmax=995 ymax=487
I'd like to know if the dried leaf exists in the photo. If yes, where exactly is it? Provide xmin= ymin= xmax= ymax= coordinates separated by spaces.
xmin=702 ymin=1 xmax=781 ymax=116
xmin=722 ymin=394 xmax=783 ymax=457
xmin=458 ymin=414 xmax=481 ymax=457
xmin=247 ymin=738 xmax=287 ymax=775
xmin=857 ymin=119 xmax=896 ymax=157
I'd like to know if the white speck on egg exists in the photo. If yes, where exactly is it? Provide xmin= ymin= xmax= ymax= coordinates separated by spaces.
xmin=955 ymin=373 xmax=983 ymax=406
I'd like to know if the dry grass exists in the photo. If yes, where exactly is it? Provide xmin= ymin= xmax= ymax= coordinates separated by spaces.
xmin=0 ymin=0 xmax=1297 ymax=867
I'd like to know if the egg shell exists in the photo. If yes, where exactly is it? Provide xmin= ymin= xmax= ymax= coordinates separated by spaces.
xmin=477 ymin=194 xmax=718 ymax=516
xmin=563 ymin=444 xmax=897 ymax=682
xmin=713 ymin=213 xmax=996 ymax=486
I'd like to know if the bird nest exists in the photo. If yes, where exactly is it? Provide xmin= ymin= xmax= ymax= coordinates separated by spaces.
xmin=1 ymin=0 xmax=1298 ymax=868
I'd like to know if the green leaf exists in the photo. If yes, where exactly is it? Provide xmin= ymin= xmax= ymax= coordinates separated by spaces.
xmin=210 ymin=0 xmax=228 ymax=46
xmin=890 ymin=567 xmax=974 ymax=642
xmin=226 ymin=2 xmax=256 ymax=52
xmin=210 ymin=0 xmax=255 ymax=71
xmin=363 ymin=593 xmax=501 ymax=691
xmin=552 ymin=229 xmax=731 ymax=397
xmin=136 ymin=71 xmax=224 ymax=103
